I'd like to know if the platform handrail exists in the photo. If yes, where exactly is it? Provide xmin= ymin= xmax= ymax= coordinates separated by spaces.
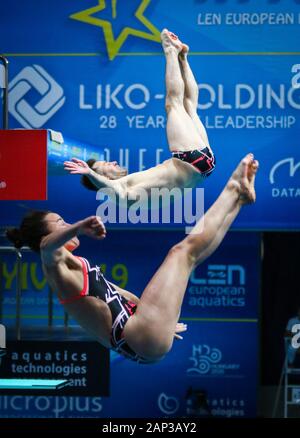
xmin=0 ymin=245 xmax=54 ymax=339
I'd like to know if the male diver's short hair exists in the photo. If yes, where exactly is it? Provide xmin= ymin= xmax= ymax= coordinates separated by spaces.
xmin=81 ymin=159 xmax=98 ymax=191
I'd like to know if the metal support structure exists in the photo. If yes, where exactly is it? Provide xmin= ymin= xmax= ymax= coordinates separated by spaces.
xmin=64 ymin=310 xmax=69 ymax=328
xmin=15 ymin=250 xmax=22 ymax=341
xmin=0 ymin=55 xmax=9 ymax=129
xmin=0 ymin=349 xmax=6 ymax=369
xmin=0 ymin=243 xmax=56 ymax=336
xmin=273 ymin=337 xmax=300 ymax=418
xmin=48 ymin=286 xmax=53 ymax=327
xmin=0 ymin=246 xmax=30 ymax=340
xmin=272 ymin=344 xmax=288 ymax=418
xmin=0 ymin=242 xmax=71 ymax=392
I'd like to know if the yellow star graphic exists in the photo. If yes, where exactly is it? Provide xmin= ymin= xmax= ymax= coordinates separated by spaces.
xmin=70 ymin=0 xmax=161 ymax=60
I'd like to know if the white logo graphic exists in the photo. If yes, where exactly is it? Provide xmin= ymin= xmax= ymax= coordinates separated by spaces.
xmin=9 ymin=65 xmax=65 ymax=128
xmin=269 ymin=158 xmax=300 ymax=184
xmin=0 ymin=395 xmax=103 ymax=418
xmin=292 ymin=64 xmax=300 ymax=89
xmin=0 ymin=324 xmax=6 ymax=349
xmin=0 ymin=181 xmax=7 ymax=189
xmin=187 ymin=344 xmax=240 ymax=376
xmin=191 ymin=264 xmax=245 ymax=285
xmin=188 ymin=264 xmax=246 ymax=309
xmin=188 ymin=344 xmax=222 ymax=375
xmin=158 ymin=393 xmax=180 ymax=415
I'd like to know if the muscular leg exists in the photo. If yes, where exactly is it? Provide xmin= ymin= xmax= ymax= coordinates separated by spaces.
xmin=179 ymin=48 xmax=210 ymax=149
xmin=194 ymin=158 xmax=258 ymax=259
xmin=124 ymin=154 xmax=258 ymax=359
xmin=161 ymin=29 xmax=206 ymax=152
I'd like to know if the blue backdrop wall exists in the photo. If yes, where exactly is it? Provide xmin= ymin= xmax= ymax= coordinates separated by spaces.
xmin=1 ymin=0 xmax=298 ymax=418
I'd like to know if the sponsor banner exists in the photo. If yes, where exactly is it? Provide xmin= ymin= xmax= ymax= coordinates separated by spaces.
xmin=0 ymin=341 xmax=109 ymax=396
xmin=0 ymin=321 xmax=258 ymax=418
xmin=0 ymin=249 xmax=65 ymax=328
xmin=1 ymin=1 xmax=300 ymax=54
xmin=0 ymin=126 xmax=299 ymax=229
xmin=0 ymin=59 xmax=298 ymax=227
xmin=0 ymin=230 xmax=260 ymax=327
xmin=0 ymin=229 xmax=258 ymax=416
xmin=183 ymin=232 xmax=260 ymax=318
xmin=107 ymin=322 xmax=258 ymax=418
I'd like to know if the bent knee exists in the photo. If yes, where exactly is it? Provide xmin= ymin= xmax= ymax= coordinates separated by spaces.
xmin=168 ymin=242 xmax=196 ymax=268
xmin=183 ymin=236 xmax=211 ymax=267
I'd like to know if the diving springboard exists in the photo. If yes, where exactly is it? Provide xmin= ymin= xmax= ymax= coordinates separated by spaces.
xmin=0 ymin=378 xmax=69 ymax=390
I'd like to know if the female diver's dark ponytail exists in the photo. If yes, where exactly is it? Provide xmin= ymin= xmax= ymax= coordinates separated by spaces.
xmin=6 ymin=227 xmax=25 ymax=249
xmin=6 ymin=210 xmax=50 ymax=252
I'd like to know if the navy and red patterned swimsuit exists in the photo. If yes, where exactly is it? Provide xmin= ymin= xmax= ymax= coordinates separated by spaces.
xmin=59 ymin=256 xmax=155 ymax=364
xmin=172 ymin=146 xmax=216 ymax=177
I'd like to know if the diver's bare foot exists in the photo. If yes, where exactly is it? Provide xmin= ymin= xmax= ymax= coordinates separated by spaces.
xmin=179 ymin=43 xmax=189 ymax=61
xmin=161 ymin=28 xmax=183 ymax=53
xmin=246 ymin=159 xmax=259 ymax=204
xmin=228 ymin=154 xmax=258 ymax=205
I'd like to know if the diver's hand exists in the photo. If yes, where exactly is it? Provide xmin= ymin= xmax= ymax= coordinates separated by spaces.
xmin=79 ymin=216 xmax=106 ymax=240
xmin=64 ymin=158 xmax=91 ymax=175
xmin=174 ymin=322 xmax=187 ymax=340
